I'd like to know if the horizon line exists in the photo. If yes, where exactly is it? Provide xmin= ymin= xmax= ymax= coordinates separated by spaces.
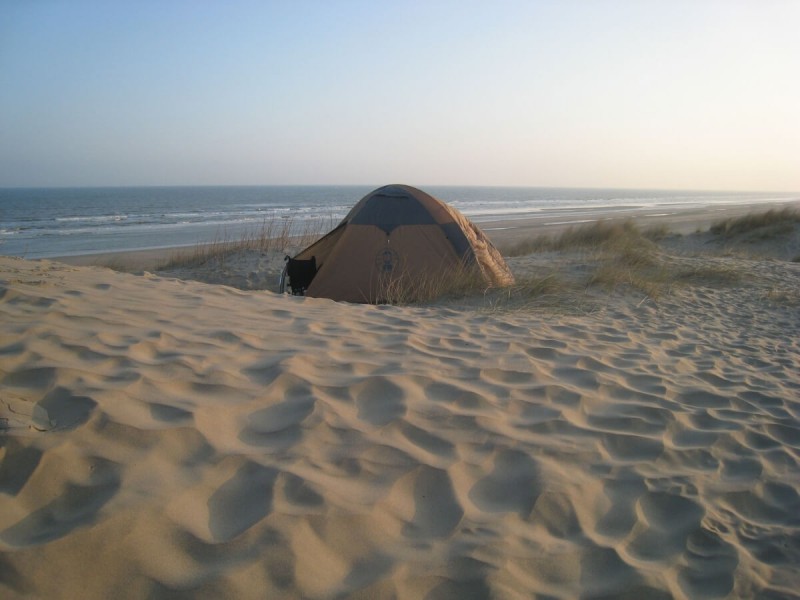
xmin=2 ymin=183 xmax=799 ymax=195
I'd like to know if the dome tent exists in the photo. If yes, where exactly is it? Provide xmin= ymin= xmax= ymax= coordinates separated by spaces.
xmin=282 ymin=184 xmax=514 ymax=303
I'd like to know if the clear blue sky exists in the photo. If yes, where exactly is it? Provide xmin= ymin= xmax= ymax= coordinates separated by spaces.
xmin=2 ymin=0 xmax=798 ymax=190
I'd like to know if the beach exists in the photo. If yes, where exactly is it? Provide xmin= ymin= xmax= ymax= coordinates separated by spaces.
xmin=2 ymin=203 xmax=800 ymax=599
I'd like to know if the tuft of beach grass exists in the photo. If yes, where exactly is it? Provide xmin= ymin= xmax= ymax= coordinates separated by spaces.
xmin=500 ymin=219 xmax=750 ymax=304
xmin=155 ymin=216 xmax=332 ymax=271
xmin=375 ymin=259 xmax=490 ymax=305
xmin=709 ymin=207 xmax=800 ymax=238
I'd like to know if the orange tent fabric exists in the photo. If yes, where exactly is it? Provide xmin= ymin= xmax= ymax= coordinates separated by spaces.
xmin=290 ymin=185 xmax=514 ymax=303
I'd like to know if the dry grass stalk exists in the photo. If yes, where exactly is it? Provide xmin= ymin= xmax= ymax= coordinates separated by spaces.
xmin=710 ymin=208 xmax=800 ymax=237
xmin=374 ymin=259 xmax=489 ymax=305
xmin=157 ymin=216 xmax=332 ymax=270
xmin=503 ymin=219 xmax=751 ymax=303
xmin=479 ymin=273 xmax=589 ymax=313
xmin=505 ymin=219 xmax=666 ymax=297
xmin=505 ymin=219 xmax=659 ymax=258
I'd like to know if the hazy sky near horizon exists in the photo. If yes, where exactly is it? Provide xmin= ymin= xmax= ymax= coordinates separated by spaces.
xmin=1 ymin=1 xmax=798 ymax=191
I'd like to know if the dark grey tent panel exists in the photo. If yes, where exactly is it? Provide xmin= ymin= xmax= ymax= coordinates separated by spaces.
xmin=349 ymin=192 xmax=439 ymax=234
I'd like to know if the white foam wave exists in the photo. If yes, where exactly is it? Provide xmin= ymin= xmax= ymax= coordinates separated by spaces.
xmin=55 ymin=215 xmax=130 ymax=223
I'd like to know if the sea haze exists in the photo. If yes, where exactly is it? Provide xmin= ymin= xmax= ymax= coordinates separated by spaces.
xmin=1 ymin=185 xmax=795 ymax=259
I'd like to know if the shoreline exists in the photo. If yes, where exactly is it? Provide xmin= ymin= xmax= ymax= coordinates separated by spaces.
xmin=47 ymin=199 xmax=800 ymax=270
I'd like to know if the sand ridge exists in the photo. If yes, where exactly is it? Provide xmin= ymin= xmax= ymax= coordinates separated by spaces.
xmin=1 ymin=254 xmax=799 ymax=599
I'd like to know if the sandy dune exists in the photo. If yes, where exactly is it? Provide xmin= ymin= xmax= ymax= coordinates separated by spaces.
xmin=2 ymin=231 xmax=800 ymax=598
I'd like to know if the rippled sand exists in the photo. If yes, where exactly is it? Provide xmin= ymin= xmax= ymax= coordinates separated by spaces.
xmin=1 ymin=241 xmax=799 ymax=598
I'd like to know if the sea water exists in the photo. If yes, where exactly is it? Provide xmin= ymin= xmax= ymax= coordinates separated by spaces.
xmin=1 ymin=185 xmax=796 ymax=259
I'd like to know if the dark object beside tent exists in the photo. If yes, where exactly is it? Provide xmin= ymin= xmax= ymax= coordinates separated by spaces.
xmin=281 ymin=184 xmax=514 ymax=303
xmin=284 ymin=255 xmax=317 ymax=295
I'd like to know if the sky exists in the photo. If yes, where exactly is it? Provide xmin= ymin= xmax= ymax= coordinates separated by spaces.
xmin=1 ymin=0 xmax=799 ymax=191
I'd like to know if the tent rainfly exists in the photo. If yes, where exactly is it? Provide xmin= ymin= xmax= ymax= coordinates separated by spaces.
xmin=282 ymin=184 xmax=515 ymax=303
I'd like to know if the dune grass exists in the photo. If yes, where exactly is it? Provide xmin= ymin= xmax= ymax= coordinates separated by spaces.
xmin=375 ymin=261 xmax=578 ymax=312
xmin=505 ymin=219 xmax=664 ymax=293
xmin=375 ymin=259 xmax=490 ymax=305
xmin=156 ymin=217 xmax=330 ymax=270
xmin=504 ymin=219 xmax=666 ymax=258
xmin=709 ymin=207 xmax=800 ymax=238
xmin=501 ymin=219 xmax=747 ymax=303
xmin=478 ymin=272 xmax=588 ymax=313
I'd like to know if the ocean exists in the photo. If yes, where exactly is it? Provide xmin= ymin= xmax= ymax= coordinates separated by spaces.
xmin=1 ymin=185 xmax=796 ymax=259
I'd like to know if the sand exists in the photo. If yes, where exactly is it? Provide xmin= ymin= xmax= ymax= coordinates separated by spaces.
xmin=2 ymin=206 xmax=800 ymax=599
